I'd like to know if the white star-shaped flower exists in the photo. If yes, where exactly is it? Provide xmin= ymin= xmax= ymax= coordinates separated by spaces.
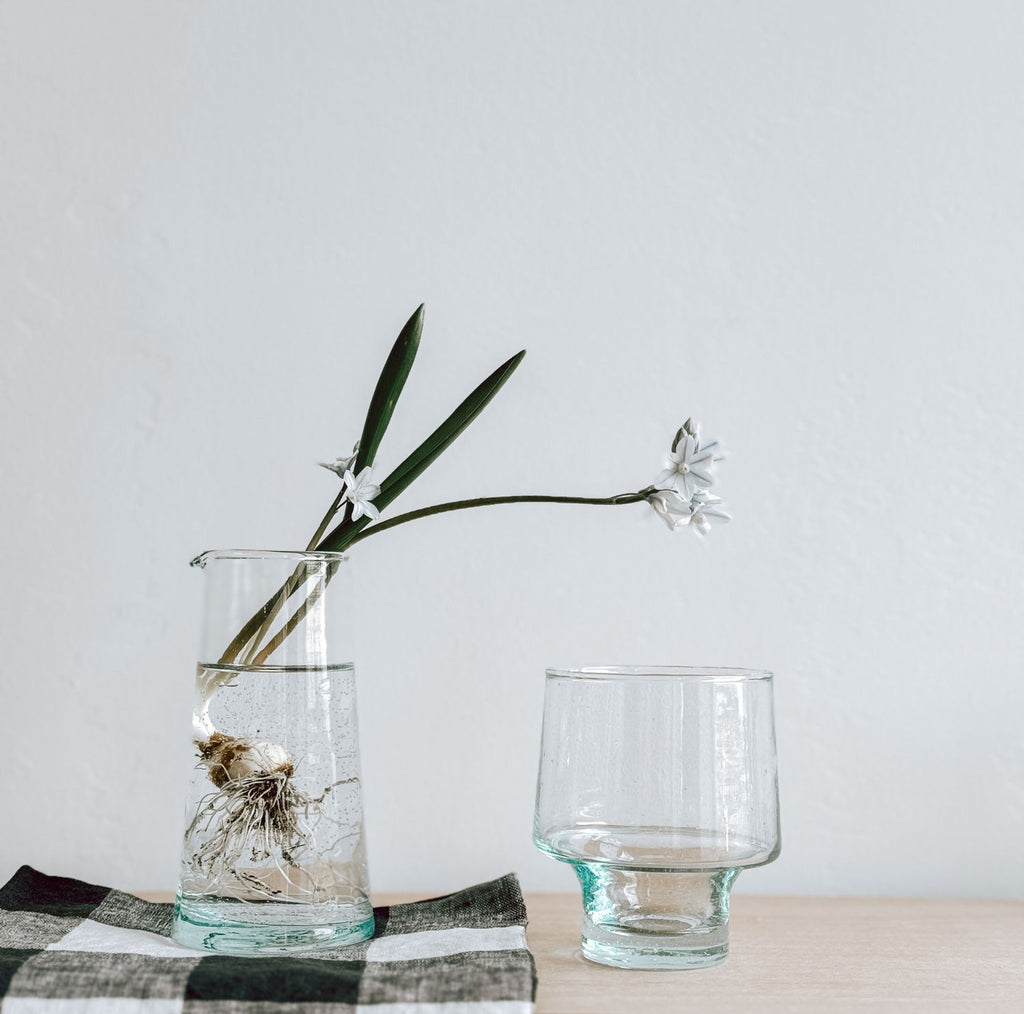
xmin=342 ymin=466 xmax=381 ymax=521
xmin=655 ymin=421 xmax=722 ymax=498
xmin=318 ymin=441 xmax=361 ymax=479
xmin=687 ymin=490 xmax=731 ymax=536
xmin=647 ymin=489 xmax=692 ymax=531
xmin=647 ymin=488 xmax=731 ymax=536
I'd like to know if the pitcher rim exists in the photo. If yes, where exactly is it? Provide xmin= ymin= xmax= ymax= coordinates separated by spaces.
xmin=190 ymin=548 xmax=349 ymax=568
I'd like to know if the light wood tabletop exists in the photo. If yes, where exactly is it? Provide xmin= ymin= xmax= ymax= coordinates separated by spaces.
xmin=516 ymin=892 xmax=1024 ymax=1013
xmin=141 ymin=890 xmax=1023 ymax=1011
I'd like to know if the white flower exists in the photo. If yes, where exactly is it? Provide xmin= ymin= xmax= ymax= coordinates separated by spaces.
xmin=648 ymin=489 xmax=692 ymax=531
xmin=318 ymin=441 xmax=361 ymax=478
xmin=647 ymin=488 xmax=731 ymax=536
xmin=655 ymin=420 xmax=722 ymax=498
xmin=343 ymin=466 xmax=381 ymax=521
xmin=687 ymin=490 xmax=731 ymax=536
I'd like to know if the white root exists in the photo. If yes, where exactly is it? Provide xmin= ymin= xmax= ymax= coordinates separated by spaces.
xmin=185 ymin=727 xmax=358 ymax=903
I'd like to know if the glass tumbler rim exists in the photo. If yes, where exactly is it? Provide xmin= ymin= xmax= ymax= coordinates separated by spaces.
xmin=190 ymin=548 xmax=350 ymax=568
xmin=544 ymin=665 xmax=772 ymax=683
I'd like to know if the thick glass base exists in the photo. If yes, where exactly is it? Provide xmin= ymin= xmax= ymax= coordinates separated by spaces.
xmin=574 ymin=864 xmax=739 ymax=970
xmin=172 ymin=893 xmax=375 ymax=954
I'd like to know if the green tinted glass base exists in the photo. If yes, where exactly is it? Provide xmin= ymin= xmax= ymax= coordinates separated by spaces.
xmin=172 ymin=893 xmax=375 ymax=954
xmin=574 ymin=864 xmax=739 ymax=970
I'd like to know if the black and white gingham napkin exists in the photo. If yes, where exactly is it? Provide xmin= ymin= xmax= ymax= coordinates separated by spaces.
xmin=0 ymin=866 xmax=536 ymax=1013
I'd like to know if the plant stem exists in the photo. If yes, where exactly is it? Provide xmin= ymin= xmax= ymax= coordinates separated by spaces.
xmin=307 ymin=491 xmax=348 ymax=552
xmin=344 ymin=489 xmax=653 ymax=547
xmin=250 ymin=561 xmax=339 ymax=666
xmin=218 ymin=498 xmax=349 ymax=667
xmin=219 ymin=487 xmax=654 ymax=669
xmin=238 ymin=497 xmax=351 ymax=664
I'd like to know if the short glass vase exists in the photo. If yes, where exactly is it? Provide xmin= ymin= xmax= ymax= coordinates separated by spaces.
xmin=171 ymin=549 xmax=373 ymax=954
xmin=534 ymin=666 xmax=781 ymax=970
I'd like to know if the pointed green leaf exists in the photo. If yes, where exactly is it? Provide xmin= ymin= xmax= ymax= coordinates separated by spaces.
xmin=376 ymin=349 xmax=526 ymax=507
xmin=355 ymin=304 xmax=424 ymax=472
xmin=317 ymin=348 xmax=527 ymax=552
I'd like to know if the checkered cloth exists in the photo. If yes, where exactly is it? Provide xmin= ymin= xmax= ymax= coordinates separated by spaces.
xmin=0 ymin=866 xmax=536 ymax=1013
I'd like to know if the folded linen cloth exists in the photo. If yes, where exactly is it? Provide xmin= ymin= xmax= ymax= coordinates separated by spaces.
xmin=0 ymin=866 xmax=536 ymax=1013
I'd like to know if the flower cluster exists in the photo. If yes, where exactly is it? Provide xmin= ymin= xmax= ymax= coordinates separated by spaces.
xmin=646 ymin=418 xmax=730 ymax=536
xmin=319 ymin=442 xmax=381 ymax=521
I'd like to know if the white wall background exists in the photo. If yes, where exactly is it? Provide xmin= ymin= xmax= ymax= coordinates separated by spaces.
xmin=2 ymin=1 xmax=1022 ymax=900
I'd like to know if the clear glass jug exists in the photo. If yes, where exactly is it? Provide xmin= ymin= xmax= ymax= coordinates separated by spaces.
xmin=171 ymin=550 xmax=373 ymax=953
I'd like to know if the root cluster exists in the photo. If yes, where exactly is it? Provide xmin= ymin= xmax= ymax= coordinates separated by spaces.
xmin=184 ymin=734 xmax=355 ymax=900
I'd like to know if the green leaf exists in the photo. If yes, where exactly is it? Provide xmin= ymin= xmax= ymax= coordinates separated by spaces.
xmin=376 ymin=349 xmax=526 ymax=507
xmin=354 ymin=304 xmax=424 ymax=472
xmin=317 ymin=348 xmax=527 ymax=553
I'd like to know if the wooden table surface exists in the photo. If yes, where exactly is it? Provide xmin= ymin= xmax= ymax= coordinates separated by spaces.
xmin=142 ymin=891 xmax=1024 ymax=1011
xmin=514 ymin=892 xmax=1024 ymax=1013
